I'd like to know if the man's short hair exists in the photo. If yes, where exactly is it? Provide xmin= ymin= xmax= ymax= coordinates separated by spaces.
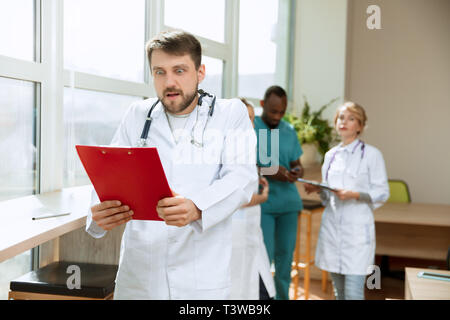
xmin=263 ymin=85 xmax=287 ymax=102
xmin=145 ymin=30 xmax=202 ymax=70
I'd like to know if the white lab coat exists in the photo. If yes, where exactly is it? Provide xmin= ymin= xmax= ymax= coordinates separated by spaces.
xmin=230 ymin=186 xmax=276 ymax=299
xmin=86 ymin=96 xmax=258 ymax=299
xmin=315 ymin=139 xmax=389 ymax=275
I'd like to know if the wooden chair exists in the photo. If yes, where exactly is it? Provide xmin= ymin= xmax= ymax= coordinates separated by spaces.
xmin=8 ymin=261 xmax=117 ymax=300
xmin=291 ymin=199 xmax=328 ymax=300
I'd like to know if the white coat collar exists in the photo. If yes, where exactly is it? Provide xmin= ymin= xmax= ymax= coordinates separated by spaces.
xmin=338 ymin=138 xmax=360 ymax=153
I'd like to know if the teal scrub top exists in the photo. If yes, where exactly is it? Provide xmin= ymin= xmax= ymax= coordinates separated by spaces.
xmin=254 ymin=116 xmax=303 ymax=214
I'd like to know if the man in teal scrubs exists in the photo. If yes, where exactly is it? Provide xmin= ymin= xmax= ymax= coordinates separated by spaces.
xmin=254 ymin=85 xmax=304 ymax=300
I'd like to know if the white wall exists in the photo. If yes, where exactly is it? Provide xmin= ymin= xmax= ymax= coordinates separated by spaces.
xmin=345 ymin=0 xmax=450 ymax=204
xmin=291 ymin=0 xmax=450 ymax=204
xmin=291 ymin=0 xmax=348 ymax=120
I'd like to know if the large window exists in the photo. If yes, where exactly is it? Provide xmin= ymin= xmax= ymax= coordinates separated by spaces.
xmin=0 ymin=0 xmax=294 ymax=300
xmin=0 ymin=0 xmax=38 ymax=301
xmin=63 ymin=88 xmax=139 ymax=187
xmin=200 ymin=56 xmax=224 ymax=98
xmin=0 ymin=0 xmax=35 ymax=61
xmin=238 ymin=0 xmax=291 ymax=99
xmin=164 ymin=0 xmax=226 ymax=43
xmin=63 ymin=0 xmax=151 ymax=187
xmin=0 ymin=76 xmax=36 ymax=299
xmin=0 ymin=77 xmax=37 ymax=201
xmin=163 ymin=1 xmax=228 ymax=98
xmin=1 ymin=1 xmax=294 ymax=197
xmin=64 ymin=0 xmax=146 ymax=82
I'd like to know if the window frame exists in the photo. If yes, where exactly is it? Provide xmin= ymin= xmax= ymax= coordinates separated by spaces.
xmin=0 ymin=0 xmax=42 ymax=272
xmin=160 ymin=0 xmax=239 ymax=99
xmin=236 ymin=0 xmax=294 ymax=101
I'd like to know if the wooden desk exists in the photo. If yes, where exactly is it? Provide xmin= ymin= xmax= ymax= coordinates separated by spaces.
xmin=0 ymin=186 xmax=92 ymax=263
xmin=374 ymin=203 xmax=450 ymax=227
xmin=374 ymin=203 xmax=450 ymax=260
xmin=405 ymin=267 xmax=450 ymax=300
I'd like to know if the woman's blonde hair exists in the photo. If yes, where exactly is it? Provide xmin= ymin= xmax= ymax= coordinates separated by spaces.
xmin=334 ymin=101 xmax=367 ymax=135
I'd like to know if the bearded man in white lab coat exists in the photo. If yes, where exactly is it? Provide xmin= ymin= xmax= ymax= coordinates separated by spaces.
xmin=85 ymin=30 xmax=258 ymax=300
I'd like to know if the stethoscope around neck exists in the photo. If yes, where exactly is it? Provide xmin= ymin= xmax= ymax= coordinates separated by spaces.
xmin=137 ymin=89 xmax=216 ymax=147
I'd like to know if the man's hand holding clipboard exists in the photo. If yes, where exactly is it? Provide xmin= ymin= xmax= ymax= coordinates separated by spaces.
xmin=156 ymin=190 xmax=202 ymax=228
xmin=77 ymin=145 xmax=202 ymax=231
xmin=90 ymin=200 xmax=134 ymax=231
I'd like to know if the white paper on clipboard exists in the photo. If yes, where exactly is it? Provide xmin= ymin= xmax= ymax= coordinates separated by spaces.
xmin=297 ymin=178 xmax=338 ymax=192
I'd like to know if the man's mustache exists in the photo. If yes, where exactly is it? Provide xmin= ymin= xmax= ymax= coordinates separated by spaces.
xmin=163 ymin=88 xmax=183 ymax=96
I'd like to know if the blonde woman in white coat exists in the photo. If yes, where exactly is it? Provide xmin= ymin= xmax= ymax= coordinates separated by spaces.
xmin=304 ymin=102 xmax=389 ymax=300
xmin=230 ymin=99 xmax=276 ymax=300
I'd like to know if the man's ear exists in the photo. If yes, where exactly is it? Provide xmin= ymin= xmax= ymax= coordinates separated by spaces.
xmin=197 ymin=64 xmax=206 ymax=83
xmin=260 ymin=100 xmax=264 ymax=107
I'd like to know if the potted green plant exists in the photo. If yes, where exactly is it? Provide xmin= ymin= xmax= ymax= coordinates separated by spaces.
xmin=283 ymin=96 xmax=339 ymax=165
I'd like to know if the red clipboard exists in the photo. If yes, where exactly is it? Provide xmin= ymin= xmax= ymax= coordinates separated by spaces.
xmin=76 ymin=145 xmax=172 ymax=221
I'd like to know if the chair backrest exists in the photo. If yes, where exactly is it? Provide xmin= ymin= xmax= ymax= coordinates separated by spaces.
xmin=387 ymin=179 xmax=411 ymax=203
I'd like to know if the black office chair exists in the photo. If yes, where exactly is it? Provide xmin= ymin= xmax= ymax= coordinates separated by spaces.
xmin=9 ymin=261 xmax=118 ymax=300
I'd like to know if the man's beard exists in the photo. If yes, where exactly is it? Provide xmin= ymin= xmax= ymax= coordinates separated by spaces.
xmin=160 ymin=85 xmax=198 ymax=114
xmin=262 ymin=115 xmax=280 ymax=129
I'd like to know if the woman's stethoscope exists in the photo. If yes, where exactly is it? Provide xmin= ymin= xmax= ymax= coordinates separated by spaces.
xmin=137 ymin=89 xmax=216 ymax=147
xmin=325 ymin=139 xmax=365 ymax=182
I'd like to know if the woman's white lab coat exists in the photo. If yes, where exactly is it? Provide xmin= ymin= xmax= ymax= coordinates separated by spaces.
xmin=315 ymin=139 xmax=389 ymax=275
xmin=230 ymin=192 xmax=276 ymax=299
xmin=86 ymin=97 xmax=258 ymax=299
